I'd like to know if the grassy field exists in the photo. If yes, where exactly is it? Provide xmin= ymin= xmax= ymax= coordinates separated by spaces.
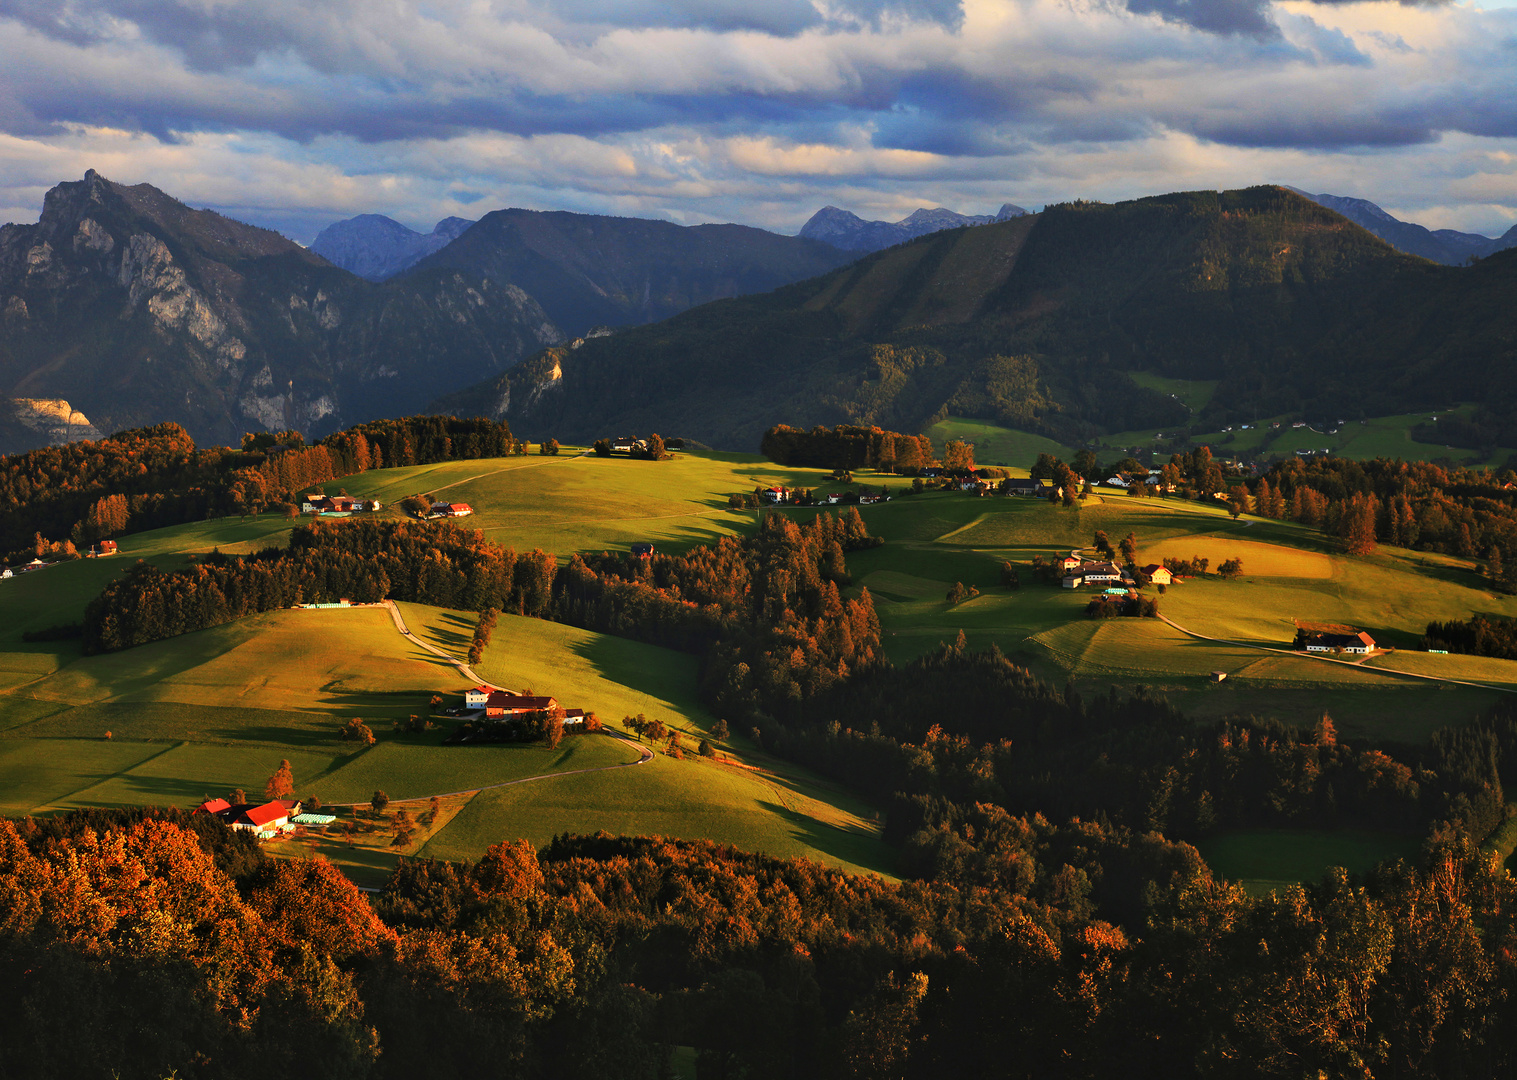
xmin=4 ymin=443 xmax=1514 ymax=888
xmin=797 ymin=485 xmax=1517 ymax=739
xmin=1124 ymin=371 xmax=1218 ymax=413
xmin=922 ymin=417 xmax=1071 ymax=468
xmin=1198 ymin=828 xmax=1421 ymax=896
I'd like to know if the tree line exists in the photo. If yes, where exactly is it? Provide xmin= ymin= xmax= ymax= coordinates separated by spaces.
xmin=9 ymin=800 xmax=1517 ymax=1078
xmin=0 ymin=415 xmax=518 ymax=560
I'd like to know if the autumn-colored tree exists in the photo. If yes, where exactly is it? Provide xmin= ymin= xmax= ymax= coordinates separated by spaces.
xmin=265 ymin=759 xmax=295 ymax=800
xmin=1339 ymin=493 xmax=1379 ymax=556
xmin=711 ymin=718 xmax=730 ymax=742
xmin=371 ymin=790 xmax=390 ymax=815
xmin=1227 ymin=484 xmax=1251 ymax=520
xmin=391 ymin=808 xmax=415 ymax=847
xmin=1119 ymin=532 xmax=1138 ymax=565
xmin=426 ymin=795 xmax=441 ymax=825
xmin=229 ymin=787 xmax=246 ymax=805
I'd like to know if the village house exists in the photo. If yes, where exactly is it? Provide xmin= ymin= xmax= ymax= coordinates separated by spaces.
xmin=610 ymin=436 xmax=635 ymax=452
xmin=1057 ymin=554 xmax=1083 ymax=573
xmin=1300 ymin=630 xmax=1377 ymax=655
xmin=763 ymin=486 xmax=790 ymax=504
xmin=1079 ymin=561 xmax=1124 ymax=584
xmin=195 ymin=798 xmax=297 ymax=840
xmin=1140 ymin=564 xmax=1173 ymax=586
xmin=431 ymin=502 xmax=474 ymax=517
xmin=484 ymin=692 xmax=560 ymax=718
xmin=630 ymin=543 xmax=655 ymax=558
xmin=1003 ymin=478 xmax=1045 ymax=496
xmin=465 ymin=685 xmax=493 ymax=709
xmin=90 ymin=540 xmax=118 ymax=557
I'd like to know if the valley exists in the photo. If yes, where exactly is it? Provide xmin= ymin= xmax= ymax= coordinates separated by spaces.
xmin=6 ymin=443 xmax=1517 ymax=895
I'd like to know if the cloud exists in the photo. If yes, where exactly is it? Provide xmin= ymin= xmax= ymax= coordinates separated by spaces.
xmin=0 ymin=0 xmax=1511 ymax=241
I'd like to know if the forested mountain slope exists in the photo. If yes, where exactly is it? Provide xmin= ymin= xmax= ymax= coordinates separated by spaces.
xmin=437 ymin=186 xmax=1517 ymax=450
xmin=407 ymin=207 xmax=857 ymax=338
xmin=0 ymin=172 xmax=562 ymax=448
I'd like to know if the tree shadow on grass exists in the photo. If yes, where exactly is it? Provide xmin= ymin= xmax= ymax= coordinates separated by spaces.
xmin=757 ymin=800 xmax=897 ymax=878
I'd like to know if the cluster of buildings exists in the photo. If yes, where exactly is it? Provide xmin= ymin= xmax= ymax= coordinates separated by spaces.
xmin=301 ymin=495 xmax=382 ymax=515
xmin=429 ymin=501 xmax=474 ymax=518
xmin=463 ymin=686 xmax=587 ymax=727
xmin=1058 ymin=552 xmax=1174 ymax=590
xmin=192 ymin=797 xmax=335 ymax=841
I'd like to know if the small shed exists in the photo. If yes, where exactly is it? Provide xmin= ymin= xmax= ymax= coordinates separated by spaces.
xmin=1211 ymin=671 xmax=1228 ymax=683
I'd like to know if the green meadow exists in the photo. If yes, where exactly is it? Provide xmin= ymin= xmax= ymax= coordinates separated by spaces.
xmin=5 ymin=442 xmax=1515 ymax=891
xmin=1197 ymin=828 xmax=1421 ymax=897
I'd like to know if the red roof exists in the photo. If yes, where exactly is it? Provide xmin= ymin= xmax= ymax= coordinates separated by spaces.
xmin=449 ymin=503 xmax=472 ymax=512
xmin=194 ymin=798 xmax=230 ymax=815
xmin=238 ymin=801 xmax=290 ymax=827
xmin=485 ymin=692 xmax=557 ymax=711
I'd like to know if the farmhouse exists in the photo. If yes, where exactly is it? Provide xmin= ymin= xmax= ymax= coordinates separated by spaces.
xmin=432 ymin=502 xmax=474 ymax=517
xmin=193 ymin=798 xmax=231 ymax=815
xmin=1003 ymin=479 xmax=1045 ymax=496
xmin=630 ymin=543 xmax=655 ymax=558
xmin=484 ymin=692 xmax=560 ymax=718
xmin=611 ymin=437 xmax=635 ymax=452
xmin=1294 ymin=621 xmax=1377 ymax=654
xmin=1140 ymin=564 xmax=1173 ymax=586
xmin=465 ymin=685 xmax=493 ymax=709
xmin=1057 ymin=554 xmax=1084 ymax=573
xmin=90 ymin=540 xmax=118 ymax=557
xmin=763 ymin=487 xmax=790 ymax=504
xmin=1079 ymin=561 xmax=1124 ymax=584
xmin=1301 ymin=631 xmax=1377 ymax=655
xmin=1062 ymin=572 xmax=1084 ymax=589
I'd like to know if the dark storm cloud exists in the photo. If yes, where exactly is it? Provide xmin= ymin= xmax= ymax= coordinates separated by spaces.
xmin=1124 ymin=0 xmax=1279 ymax=39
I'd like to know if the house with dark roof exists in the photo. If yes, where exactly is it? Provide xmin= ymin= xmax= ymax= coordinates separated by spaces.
xmin=1140 ymin=564 xmax=1173 ymax=586
xmin=630 ymin=543 xmax=655 ymax=558
xmin=1003 ymin=479 xmax=1045 ymax=496
xmin=1301 ymin=631 xmax=1377 ymax=655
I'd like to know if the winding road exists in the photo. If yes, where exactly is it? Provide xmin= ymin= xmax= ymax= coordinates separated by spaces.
xmin=310 ymin=600 xmax=654 ymax=809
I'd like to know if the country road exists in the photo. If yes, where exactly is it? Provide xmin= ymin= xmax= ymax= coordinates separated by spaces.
xmin=305 ymin=600 xmax=655 ymax=808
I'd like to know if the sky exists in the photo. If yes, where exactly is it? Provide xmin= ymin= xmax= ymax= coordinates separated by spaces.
xmin=1 ymin=0 xmax=1515 ymax=243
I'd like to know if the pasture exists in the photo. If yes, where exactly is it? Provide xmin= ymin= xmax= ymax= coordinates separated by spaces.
xmin=1198 ymin=828 xmax=1421 ymax=896
xmin=3 ymin=442 xmax=1513 ymax=889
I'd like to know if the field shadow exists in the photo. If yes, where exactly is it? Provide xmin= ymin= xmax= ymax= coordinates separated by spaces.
xmin=758 ymin=800 xmax=896 ymax=877
xmin=564 ymin=635 xmax=708 ymax=721
xmin=428 ymin=611 xmax=477 ymax=651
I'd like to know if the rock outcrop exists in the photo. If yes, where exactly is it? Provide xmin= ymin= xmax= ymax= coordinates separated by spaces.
xmin=0 ymin=172 xmax=561 ymax=450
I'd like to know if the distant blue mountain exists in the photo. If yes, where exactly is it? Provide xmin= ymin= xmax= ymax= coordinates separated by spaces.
xmin=800 ymin=202 xmax=1028 ymax=253
xmin=311 ymin=214 xmax=474 ymax=281
xmin=1288 ymin=188 xmax=1517 ymax=266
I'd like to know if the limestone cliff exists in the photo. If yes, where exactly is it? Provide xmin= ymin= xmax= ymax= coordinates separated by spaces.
xmin=0 ymin=172 xmax=561 ymax=450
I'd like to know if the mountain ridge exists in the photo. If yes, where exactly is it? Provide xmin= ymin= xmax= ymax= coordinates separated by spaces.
xmin=433 ymin=186 xmax=1517 ymax=451
xmin=405 ymin=208 xmax=858 ymax=339
xmin=311 ymin=213 xmax=475 ymax=281
xmin=799 ymin=202 xmax=1030 ymax=253
xmin=0 ymin=171 xmax=562 ymax=449
xmin=1287 ymin=187 xmax=1517 ymax=266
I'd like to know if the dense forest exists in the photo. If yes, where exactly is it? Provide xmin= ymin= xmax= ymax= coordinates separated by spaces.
xmin=8 ymin=800 xmax=1517 ymax=1078
xmin=0 ymin=415 xmax=519 ymax=558
xmin=39 ymin=443 xmax=1517 ymax=1074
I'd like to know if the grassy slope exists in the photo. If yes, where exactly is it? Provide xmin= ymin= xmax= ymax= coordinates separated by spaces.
xmin=6 ymin=446 xmax=1514 ymax=889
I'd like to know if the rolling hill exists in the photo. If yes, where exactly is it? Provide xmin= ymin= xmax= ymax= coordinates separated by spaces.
xmin=0 ymin=172 xmax=562 ymax=449
xmin=434 ymin=186 xmax=1517 ymax=451
xmin=406 ymin=207 xmax=858 ymax=339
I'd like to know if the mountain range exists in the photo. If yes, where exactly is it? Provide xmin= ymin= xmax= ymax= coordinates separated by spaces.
xmin=799 ymin=203 xmax=1030 ymax=253
xmin=435 ymin=186 xmax=1517 ymax=451
xmin=1288 ymin=188 xmax=1517 ymax=266
xmin=310 ymin=214 xmax=474 ymax=281
xmin=406 ymin=209 xmax=855 ymax=339
xmin=0 ymin=171 xmax=560 ymax=450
